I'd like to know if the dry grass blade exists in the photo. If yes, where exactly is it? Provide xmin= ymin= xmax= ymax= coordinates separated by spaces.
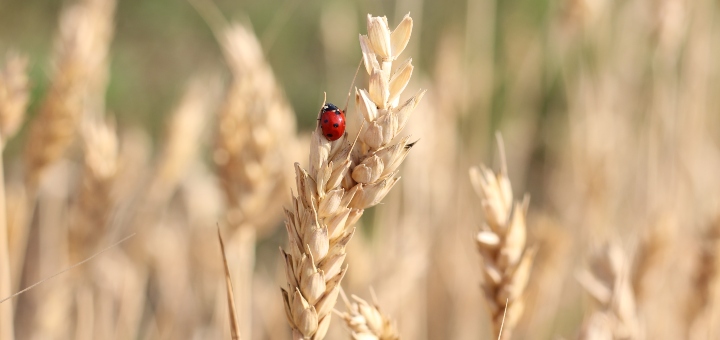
xmin=0 ymin=233 xmax=135 ymax=305
xmin=576 ymin=243 xmax=643 ymax=340
xmin=281 ymin=12 xmax=423 ymax=339
xmin=470 ymin=135 xmax=535 ymax=340
xmin=337 ymin=289 xmax=400 ymax=340
xmin=498 ymin=298 xmax=508 ymax=340
xmin=217 ymin=226 xmax=241 ymax=340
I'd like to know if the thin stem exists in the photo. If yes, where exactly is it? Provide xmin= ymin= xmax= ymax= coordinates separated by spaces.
xmin=0 ymin=136 xmax=15 ymax=340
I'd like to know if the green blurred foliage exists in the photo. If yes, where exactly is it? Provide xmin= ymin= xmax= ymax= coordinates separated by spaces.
xmin=0 ymin=0 xmax=558 ymax=162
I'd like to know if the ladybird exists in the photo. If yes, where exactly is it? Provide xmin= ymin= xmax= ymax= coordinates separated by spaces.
xmin=318 ymin=103 xmax=346 ymax=141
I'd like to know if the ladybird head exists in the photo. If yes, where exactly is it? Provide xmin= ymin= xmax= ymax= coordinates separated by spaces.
xmin=322 ymin=102 xmax=340 ymax=113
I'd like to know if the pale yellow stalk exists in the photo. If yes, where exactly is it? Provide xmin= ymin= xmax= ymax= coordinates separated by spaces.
xmin=0 ymin=51 xmax=30 ymax=340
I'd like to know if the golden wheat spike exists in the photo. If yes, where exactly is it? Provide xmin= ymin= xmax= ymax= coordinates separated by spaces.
xmin=281 ymin=13 xmax=423 ymax=339
xmin=470 ymin=135 xmax=536 ymax=340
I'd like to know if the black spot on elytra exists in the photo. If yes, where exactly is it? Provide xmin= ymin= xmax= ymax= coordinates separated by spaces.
xmin=327 ymin=133 xmax=333 ymax=137
xmin=324 ymin=119 xmax=328 ymax=123
xmin=333 ymin=123 xmax=339 ymax=127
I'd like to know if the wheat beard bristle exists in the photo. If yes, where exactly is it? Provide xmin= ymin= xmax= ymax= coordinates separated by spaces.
xmin=576 ymin=243 xmax=643 ymax=340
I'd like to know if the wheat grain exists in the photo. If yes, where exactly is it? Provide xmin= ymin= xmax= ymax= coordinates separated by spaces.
xmin=281 ymin=13 xmax=422 ymax=339
xmin=337 ymin=289 xmax=400 ymax=340
xmin=577 ymin=243 xmax=643 ymax=340
xmin=470 ymin=136 xmax=535 ymax=340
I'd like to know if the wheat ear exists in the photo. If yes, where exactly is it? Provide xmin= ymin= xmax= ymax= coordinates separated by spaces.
xmin=470 ymin=135 xmax=535 ymax=340
xmin=214 ymin=23 xmax=298 ymax=234
xmin=148 ymin=75 xmax=220 ymax=205
xmin=576 ymin=243 xmax=643 ymax=340
xmin=68 ymin=117 xmax=118 ymax=264
xmin=337 ymin=289 xmax=400 ymax=340
xmin=281 ymin=13 xmax=422 ymax=339
xmin=24 ymin=0 xmax=115 ymax=188
xmin=684 ymin=217 xmax=720 ymax=337
xmin=210 ymin=22 xmax=299 ymax=338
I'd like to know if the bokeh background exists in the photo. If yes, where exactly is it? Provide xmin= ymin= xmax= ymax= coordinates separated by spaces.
xmin=1 ymin=0 xmax=720 ymax=339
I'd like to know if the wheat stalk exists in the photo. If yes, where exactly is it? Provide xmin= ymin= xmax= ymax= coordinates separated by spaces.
xmin=0 ymin=51 xmax=31 ymax=340
xmin=576 ymin=243 xmax=643 ymax=340
xmin=337 ymin=289 xmax=400 ymax=340
xmin=281 ymin=13 xmax=422 ymax=339
xmin=470 ymin=136 xmax=535 ymax=340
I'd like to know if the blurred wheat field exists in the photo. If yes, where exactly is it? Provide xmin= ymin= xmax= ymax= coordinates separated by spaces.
xmin=1 ymin=0 xmax=720 ymax=339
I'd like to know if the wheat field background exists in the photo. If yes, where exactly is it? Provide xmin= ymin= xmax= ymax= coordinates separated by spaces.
xmin=0 ymin=0 xmax=719 ymax=339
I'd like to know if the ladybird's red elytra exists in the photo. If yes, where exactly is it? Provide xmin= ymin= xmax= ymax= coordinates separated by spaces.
xmin=318 ymin=102 xmax=346 ymax=141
